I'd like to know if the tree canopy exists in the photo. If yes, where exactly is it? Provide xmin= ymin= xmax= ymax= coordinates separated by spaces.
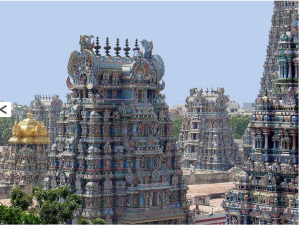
xmin=32 ymin=185 xmax=83 ymax=224
xmin=0 ymin=186 xmax=100 ymax=224
xmin=0 ymin=117 xmax=16 ymax=145
xmin=173 ymin=116 xmax=183 ymax=141
xmin=229 ymin=114 xmax=250 ymax=139
xmin=9 ymin=186 xmax=33 ymax=211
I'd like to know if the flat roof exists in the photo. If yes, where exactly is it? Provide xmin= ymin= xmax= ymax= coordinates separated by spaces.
xmin=188 ymin=182 xmax=234 ymax=196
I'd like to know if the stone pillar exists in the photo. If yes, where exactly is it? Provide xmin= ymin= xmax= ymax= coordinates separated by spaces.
xmin=279 ymin=66 xmax=282 ymax=78
xmin=291 ymin=134 xmax=296 ymax=150
xmin=288 ymin=62 xmax=292 ymax=78
xmin=264 ymin=133 xmax=269 ymax=149
xmin=252 ymin=134 xmax=256 ymax=148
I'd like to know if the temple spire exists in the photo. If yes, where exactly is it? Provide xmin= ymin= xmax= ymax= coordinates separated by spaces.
xmin=104 ymin=37 xmax=111 ymax=56
xmin=133 ymin=39 xmax=140 ymax=51
xmin=94 ymin=36 xmax=101 ymax=56
xmin=123 ymin=38 xmax=130 ymax=57
xmin=114 ymin=38 xmax=121 ymax=56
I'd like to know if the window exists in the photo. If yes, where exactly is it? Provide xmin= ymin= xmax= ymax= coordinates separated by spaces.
xmin=153 ymin=192 xmax=159 ymax=206
xmin=191 ymin=146 xmax=195 ymax=153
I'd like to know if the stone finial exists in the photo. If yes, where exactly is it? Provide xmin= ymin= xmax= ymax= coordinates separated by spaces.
xmin=114 ymin=38 xmax=121 ymax=56
xmin=123 ymin=39 xmax=130 ymax=57
xmin=133 ymin=39 xmax=140 ymax=51
xmin=104 ymin=37 xmax=111 ymax=56
xmin=27 ymin=109 xmax=33 ymax=119
xmin=94 ymin=36 xmax=101 ymax=56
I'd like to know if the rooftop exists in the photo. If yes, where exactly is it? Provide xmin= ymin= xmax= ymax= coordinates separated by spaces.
xmin=188 ymin=182 xmax=234 ymax=196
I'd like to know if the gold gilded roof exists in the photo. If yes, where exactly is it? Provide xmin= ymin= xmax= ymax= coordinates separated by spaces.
xmin=8 ymin=110 xmax=50 ymax=144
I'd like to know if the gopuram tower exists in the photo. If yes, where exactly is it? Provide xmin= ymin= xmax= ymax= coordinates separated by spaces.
xmin=177 ymin=87 xmax=240 ymax=171
xmin=0 ymin=110 xmax=50 ymax=195
xmin=44 ymin=36 xmax=192 ymax=224
xmin=222 ymin=1 xmax=299 ymax=224
xmin=30 ymin=94 xmax=63 ymax=144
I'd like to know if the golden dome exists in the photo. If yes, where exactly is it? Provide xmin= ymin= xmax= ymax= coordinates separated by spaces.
xmin=8 ymin=110 xmax=50 ymax=144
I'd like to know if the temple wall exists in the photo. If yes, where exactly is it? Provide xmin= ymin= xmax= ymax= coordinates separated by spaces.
xmin=183 ymin=169 xmax=237 ymax=185
xmin=0 ymin=185 xmax=11 ymax=199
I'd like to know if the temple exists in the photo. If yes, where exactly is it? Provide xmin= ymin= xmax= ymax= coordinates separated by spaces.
xmin=43 ymin=36 xmax=192 ymax=224
xmin=222 ymin=1 xmax=299 ymax=224
xmin=0 ymin=110 xmax=50 ymax=195
xmin=177 ymin=87 xmax=240 ymax=171
xmin=30 ymin=94 xmax=63 ymax=144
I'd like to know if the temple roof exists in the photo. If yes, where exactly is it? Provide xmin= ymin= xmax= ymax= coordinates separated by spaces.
xmin=8 ymin=110 xmax=50 ymax=144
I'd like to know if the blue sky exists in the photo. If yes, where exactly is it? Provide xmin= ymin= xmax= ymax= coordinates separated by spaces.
xmin=0 ymin=1 xmax=273 ymax=108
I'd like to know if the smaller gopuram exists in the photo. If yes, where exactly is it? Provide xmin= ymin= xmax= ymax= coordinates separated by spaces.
xmin=0 ymin=110 xmax=50 ymax=195
xmin=30 ymin=94 xmax=63 ymax=144
xmin=177 ymin=87 xmax=240 ymax=171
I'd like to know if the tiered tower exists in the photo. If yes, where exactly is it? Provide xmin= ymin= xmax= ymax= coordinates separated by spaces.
xmin=0 ymin=110 xmax=50 ymax=194
xmin=44 ymin=36 xmax=192 ymax=224
xmin=222 ymin=1 xmax=298 ymax=224
xmin=177 ymin=87 xmax=239 ymax=171
xmin=30 ymin=94 xmax=63 ymax=144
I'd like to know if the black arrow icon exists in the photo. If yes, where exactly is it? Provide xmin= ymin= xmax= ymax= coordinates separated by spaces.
xmin=0 ymin=105 xmax=7 ymax=114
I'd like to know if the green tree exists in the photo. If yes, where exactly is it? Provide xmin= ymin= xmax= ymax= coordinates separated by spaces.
xmin=172 ymin=116 xmax=183 ymax=141
xmin=32 ymin=185 xmax=83 ymax=224
xmin=10 ymin=186 xmax=33 ymax=210
xmin=78 ymin=217 xmax=90 ymax=224
xmin=77 ymin=217 xmax=107 ymax=224
xmin=229 ymin=114 xmax=250 ymax=139
xmin=0 ymin=204 xmax=42 ymax=224
xmin=0 ymin=117 xmax=16 ymax=145
xmin=92 ymin=218 xmax=107 ymax=224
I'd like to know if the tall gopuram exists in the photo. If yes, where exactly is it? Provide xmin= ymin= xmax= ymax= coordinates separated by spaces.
xmin=43 ymin=35 xmax=192 ymax=224
xmin=30 ymin=94 xmax=63 ymax=144
xmin=0 ymin=110 xmax=50 ymax=195
xmin=177 ymin=87 xmax=240 ymax=171
xmin=222 ymin=1 xmax=299 ymax=224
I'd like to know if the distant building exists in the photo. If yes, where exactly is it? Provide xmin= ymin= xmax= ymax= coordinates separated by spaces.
xmin=227 ymin=101 xmax=240 ymax=113
xmin=169 ymin=104 xmax=187 ymax=120
xmin=243 ymin=102 xmax=255 ymax=111
xmin=11 ymin=104 xmax=30 ymax=121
